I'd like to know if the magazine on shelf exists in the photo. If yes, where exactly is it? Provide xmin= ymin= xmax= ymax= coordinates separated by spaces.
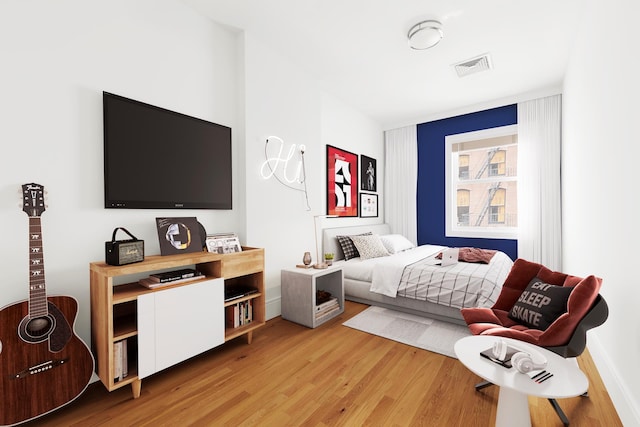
xmin=315 ymin=296 xmax=338 ymax=312
xmin=315 ymin=297 xmax=339 ymax=319
xmin=139 ymin=273 xmax=203 ymax=289
xmin=224 ymin=284 xmax=259 ymax=302
xmin=206 ymin=232 xmax=242 ymax=254
xmin=149 ymin=268 xmax=199 ymax=283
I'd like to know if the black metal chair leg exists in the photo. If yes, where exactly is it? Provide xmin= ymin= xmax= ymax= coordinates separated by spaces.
xmin=474 ymin=380 xmax=493 ymax=391
xmin=548 ymin=398 xmax=570 ymax=426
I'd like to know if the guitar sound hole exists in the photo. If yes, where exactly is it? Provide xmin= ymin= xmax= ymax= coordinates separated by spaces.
xmin=26 ymin=317 xmax=53 ymax=338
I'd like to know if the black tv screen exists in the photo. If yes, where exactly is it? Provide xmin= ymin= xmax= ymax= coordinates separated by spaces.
xmin=103 ymin=92 xmax=232 ymax=209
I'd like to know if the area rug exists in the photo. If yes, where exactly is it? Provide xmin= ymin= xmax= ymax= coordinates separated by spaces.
xmin=343 ymin=306 xmax=471 ymax=358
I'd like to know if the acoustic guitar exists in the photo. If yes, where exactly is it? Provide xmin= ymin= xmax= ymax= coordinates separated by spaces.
xmin=0 ymin=183 xmax=94 ymax=426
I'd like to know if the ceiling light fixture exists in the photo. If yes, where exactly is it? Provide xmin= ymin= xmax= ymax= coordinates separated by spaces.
xmin=407 ymin=20 xmax=443 ymax=50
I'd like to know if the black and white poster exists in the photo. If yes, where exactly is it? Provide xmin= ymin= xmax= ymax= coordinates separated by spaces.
xmin=360 ymin=154 xmax=377 ymax=192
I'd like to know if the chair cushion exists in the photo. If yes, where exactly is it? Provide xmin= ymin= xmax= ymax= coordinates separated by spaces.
xmin=507 ymin=277 xmax=574 ymax=330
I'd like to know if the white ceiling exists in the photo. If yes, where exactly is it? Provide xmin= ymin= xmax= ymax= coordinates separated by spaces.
xmin=182 ymin=0 xmax=583 ymax=128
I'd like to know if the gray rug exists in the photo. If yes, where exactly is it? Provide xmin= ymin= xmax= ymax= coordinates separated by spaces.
xmin=343 ymin=305 xmax=471 ymax=358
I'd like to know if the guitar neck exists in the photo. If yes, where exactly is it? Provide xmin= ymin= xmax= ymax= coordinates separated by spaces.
xmin=29 ymin=216 xmax=48 ymax=318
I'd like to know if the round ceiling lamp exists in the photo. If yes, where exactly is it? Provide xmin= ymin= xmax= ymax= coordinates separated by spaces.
xmin=407 ymin=20 xmax=443 ymax=50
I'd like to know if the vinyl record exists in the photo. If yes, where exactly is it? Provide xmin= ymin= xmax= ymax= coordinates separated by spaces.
xmin=198 ymin=221 xmax=207 ymax=250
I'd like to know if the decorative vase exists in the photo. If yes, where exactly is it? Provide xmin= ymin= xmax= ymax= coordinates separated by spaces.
xmin=303 ymin=252 xmax=312 ymax=266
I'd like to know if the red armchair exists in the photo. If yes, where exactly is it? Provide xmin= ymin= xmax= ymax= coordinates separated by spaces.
xmin=461 ymin=258 xmax=603 ymax=350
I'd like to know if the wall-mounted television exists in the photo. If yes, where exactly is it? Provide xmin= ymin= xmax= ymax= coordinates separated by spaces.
xmin=103 ymin=91 xmax=232 ymax=209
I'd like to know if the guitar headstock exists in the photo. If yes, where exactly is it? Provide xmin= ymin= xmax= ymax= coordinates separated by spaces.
xmin=21 ymin=183 xmax=47 ymax=217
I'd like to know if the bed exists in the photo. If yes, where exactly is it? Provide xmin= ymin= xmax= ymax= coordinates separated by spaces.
xmin=322 ymin=224 xmax=514 ymax=325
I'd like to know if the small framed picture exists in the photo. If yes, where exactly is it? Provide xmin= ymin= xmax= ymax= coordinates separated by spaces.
xmin=359 ymin=193 xmax=378 ymax=218
xmin=360 ymin=155 xmax=377 ymax=192
xmin=205 ymin=232 xmax=242 ymax=254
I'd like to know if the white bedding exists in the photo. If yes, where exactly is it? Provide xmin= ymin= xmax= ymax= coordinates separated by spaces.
xmin=340 ymin=245 xmax=513 ymax=310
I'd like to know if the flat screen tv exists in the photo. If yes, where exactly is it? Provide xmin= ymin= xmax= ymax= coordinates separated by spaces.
xmin=103 ymin=92 xmax=232 ymax=209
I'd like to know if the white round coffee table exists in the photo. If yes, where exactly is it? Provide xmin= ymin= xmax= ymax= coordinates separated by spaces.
xmin=454 ymin=335 xmax=588 ymax=427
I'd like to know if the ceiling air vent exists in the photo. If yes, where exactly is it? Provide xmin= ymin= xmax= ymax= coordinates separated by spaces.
xmin=453 ymin=53 xmax=492 ymax=77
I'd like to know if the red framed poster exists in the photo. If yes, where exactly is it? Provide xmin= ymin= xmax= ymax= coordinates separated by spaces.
xmin=326 ymin=145 xmax=358 ymax=217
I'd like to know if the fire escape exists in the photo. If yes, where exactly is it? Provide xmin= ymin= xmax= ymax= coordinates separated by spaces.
xmin=475 ymin=182 xmax=502 ymax=226
xmin=474 ymin=149 xmax=500 ymax=226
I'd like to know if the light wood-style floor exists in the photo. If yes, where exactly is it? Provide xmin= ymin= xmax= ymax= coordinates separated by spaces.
xmin=28 ymin=301 xmax=622 ymax=426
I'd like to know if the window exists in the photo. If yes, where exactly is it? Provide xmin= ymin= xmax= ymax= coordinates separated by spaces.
xmin=488 ymin=188 xmax=506 ymax=224
xmin=488 ymin=150 xmax=506 ymax=176
xmin=445 ymin=125 xmax=517 ymax=239
xmin=458 ymin=155 xmax=470 ymax=179
xmin=457 ymin=189 xmax=470 ymax=225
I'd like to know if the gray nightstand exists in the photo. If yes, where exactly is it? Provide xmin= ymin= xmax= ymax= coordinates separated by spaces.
xmin=281 ymin=266 xmax=344 ymax=328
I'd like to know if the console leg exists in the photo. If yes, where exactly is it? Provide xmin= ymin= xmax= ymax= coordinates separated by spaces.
xmin=246 ymin=331 xmax=253 ymax=345
xmin=131 ymin=379 xmax=142 ymax=399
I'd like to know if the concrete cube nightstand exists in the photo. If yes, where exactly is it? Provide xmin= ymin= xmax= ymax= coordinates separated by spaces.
xmin=281 ymin=267 xmax=344 ymax=328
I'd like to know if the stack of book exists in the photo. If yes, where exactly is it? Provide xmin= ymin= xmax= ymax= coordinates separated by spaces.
xmin=138 ymin=268 xmax=203 ymax=289
xmin=113 ymin=339 xmax=128 ymax=383
xmin=315 ymin=296 xmax=340 ymax=320
xmin=226 ymin=299 xmax=253 ymax=328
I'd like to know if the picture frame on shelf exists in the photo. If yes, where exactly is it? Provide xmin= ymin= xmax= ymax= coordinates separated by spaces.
xmin=155 ymin=217 xmax=202 ymax=255
xmin=360 ymin=154 xmax=377 ymax=192
xmin=326 ymin=145 xmax=358 ymax=217
xmin=359 ymin=193 xmax=378 ymax=218
xmin=205 ymin=232 xmax=242 ymax=254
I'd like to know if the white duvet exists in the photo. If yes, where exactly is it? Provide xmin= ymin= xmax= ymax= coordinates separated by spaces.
xmin=341 ymin=245 xmax=445 ymax=296
xmin=340 ymin=245 xmax=513 ymax=309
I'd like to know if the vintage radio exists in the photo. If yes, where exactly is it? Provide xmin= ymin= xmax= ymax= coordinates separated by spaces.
xmin=105 ymin=227 xmax=144 ymax=266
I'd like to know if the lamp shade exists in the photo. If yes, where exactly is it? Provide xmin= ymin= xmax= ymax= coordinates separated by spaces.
xmin=408 ymin=20 xmax=443 ymax=50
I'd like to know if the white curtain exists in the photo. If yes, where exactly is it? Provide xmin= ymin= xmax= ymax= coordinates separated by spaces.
xmin=517 ymin=95 xmax=562 ymax=270
xmin=384 ymin=125 xmax=418 ymax=244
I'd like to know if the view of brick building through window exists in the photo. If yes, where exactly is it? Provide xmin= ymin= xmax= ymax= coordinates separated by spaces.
xmin=453 ymin=133 xmax=517 ymax=229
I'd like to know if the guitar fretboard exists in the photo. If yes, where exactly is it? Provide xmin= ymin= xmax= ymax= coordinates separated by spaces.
xmin=28 ymin=217 xmax=48 ymax=318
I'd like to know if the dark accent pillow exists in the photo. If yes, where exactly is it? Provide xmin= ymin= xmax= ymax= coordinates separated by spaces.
xmin=336 ymin=232 xmax=372 ymax=261
xmin=508 ymin=277 xmax=574 ymax=330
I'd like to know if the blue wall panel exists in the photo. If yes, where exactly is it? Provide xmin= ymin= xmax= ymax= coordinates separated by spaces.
xmin=416 ymin=104 xmax=518 ymax=260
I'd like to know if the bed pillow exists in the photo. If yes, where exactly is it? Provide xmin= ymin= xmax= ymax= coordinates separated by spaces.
xmin=336 ymin=232 xmax=372 ymax=261
xmin=349 ymin=234 xmax=390 ymax=260
xmin=507 ymin=277 xmax=574 ymax=330
xmin=379 ymin=234 xmax=415 ymax=254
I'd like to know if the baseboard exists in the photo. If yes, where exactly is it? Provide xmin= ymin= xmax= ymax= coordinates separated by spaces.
xmin=587 ymin=333 xmax=640 ymax=425
xmin=265 ymin=295 xmax=281 ymax=321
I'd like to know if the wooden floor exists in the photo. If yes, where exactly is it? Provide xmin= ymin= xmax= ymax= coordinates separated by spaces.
xmin=29 ymin=301 xmax=622 ymax=426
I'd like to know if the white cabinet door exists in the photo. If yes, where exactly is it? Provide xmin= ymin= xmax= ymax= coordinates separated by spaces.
xmin=138 ymin=278 xmax=224 ymax=379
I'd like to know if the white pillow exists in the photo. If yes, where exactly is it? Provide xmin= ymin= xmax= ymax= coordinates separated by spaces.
xmin=379 ymin=234 xmax=415 ymax=254
xmin=349 ymin=234 xmax=390 ymax=260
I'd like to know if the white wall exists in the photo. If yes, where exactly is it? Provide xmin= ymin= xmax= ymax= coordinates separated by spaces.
xmin=0 ymin=0 xmax=384 ymax=354
xmin=562 ymin=0 xmax=640 ymax=424
xmin=0 ymin=1 xmax=242 ymax=347
xmin=241 ymin=33 xmax=383 ymax=318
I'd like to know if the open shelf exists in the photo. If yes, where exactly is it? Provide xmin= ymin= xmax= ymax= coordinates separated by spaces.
xmin=90 ymin=248 xmax=265 ymax=398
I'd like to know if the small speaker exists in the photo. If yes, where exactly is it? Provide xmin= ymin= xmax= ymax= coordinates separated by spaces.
xmin=105 ymin=227 xmax=144 ymax=266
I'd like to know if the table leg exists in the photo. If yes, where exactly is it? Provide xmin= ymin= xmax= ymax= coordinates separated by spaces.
xmin=496 ymin=386 xmax=530 ymax=427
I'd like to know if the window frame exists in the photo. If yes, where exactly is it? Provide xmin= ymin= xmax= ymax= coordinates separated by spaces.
xmin=444 ymin=124 xmax=518 ymax=239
